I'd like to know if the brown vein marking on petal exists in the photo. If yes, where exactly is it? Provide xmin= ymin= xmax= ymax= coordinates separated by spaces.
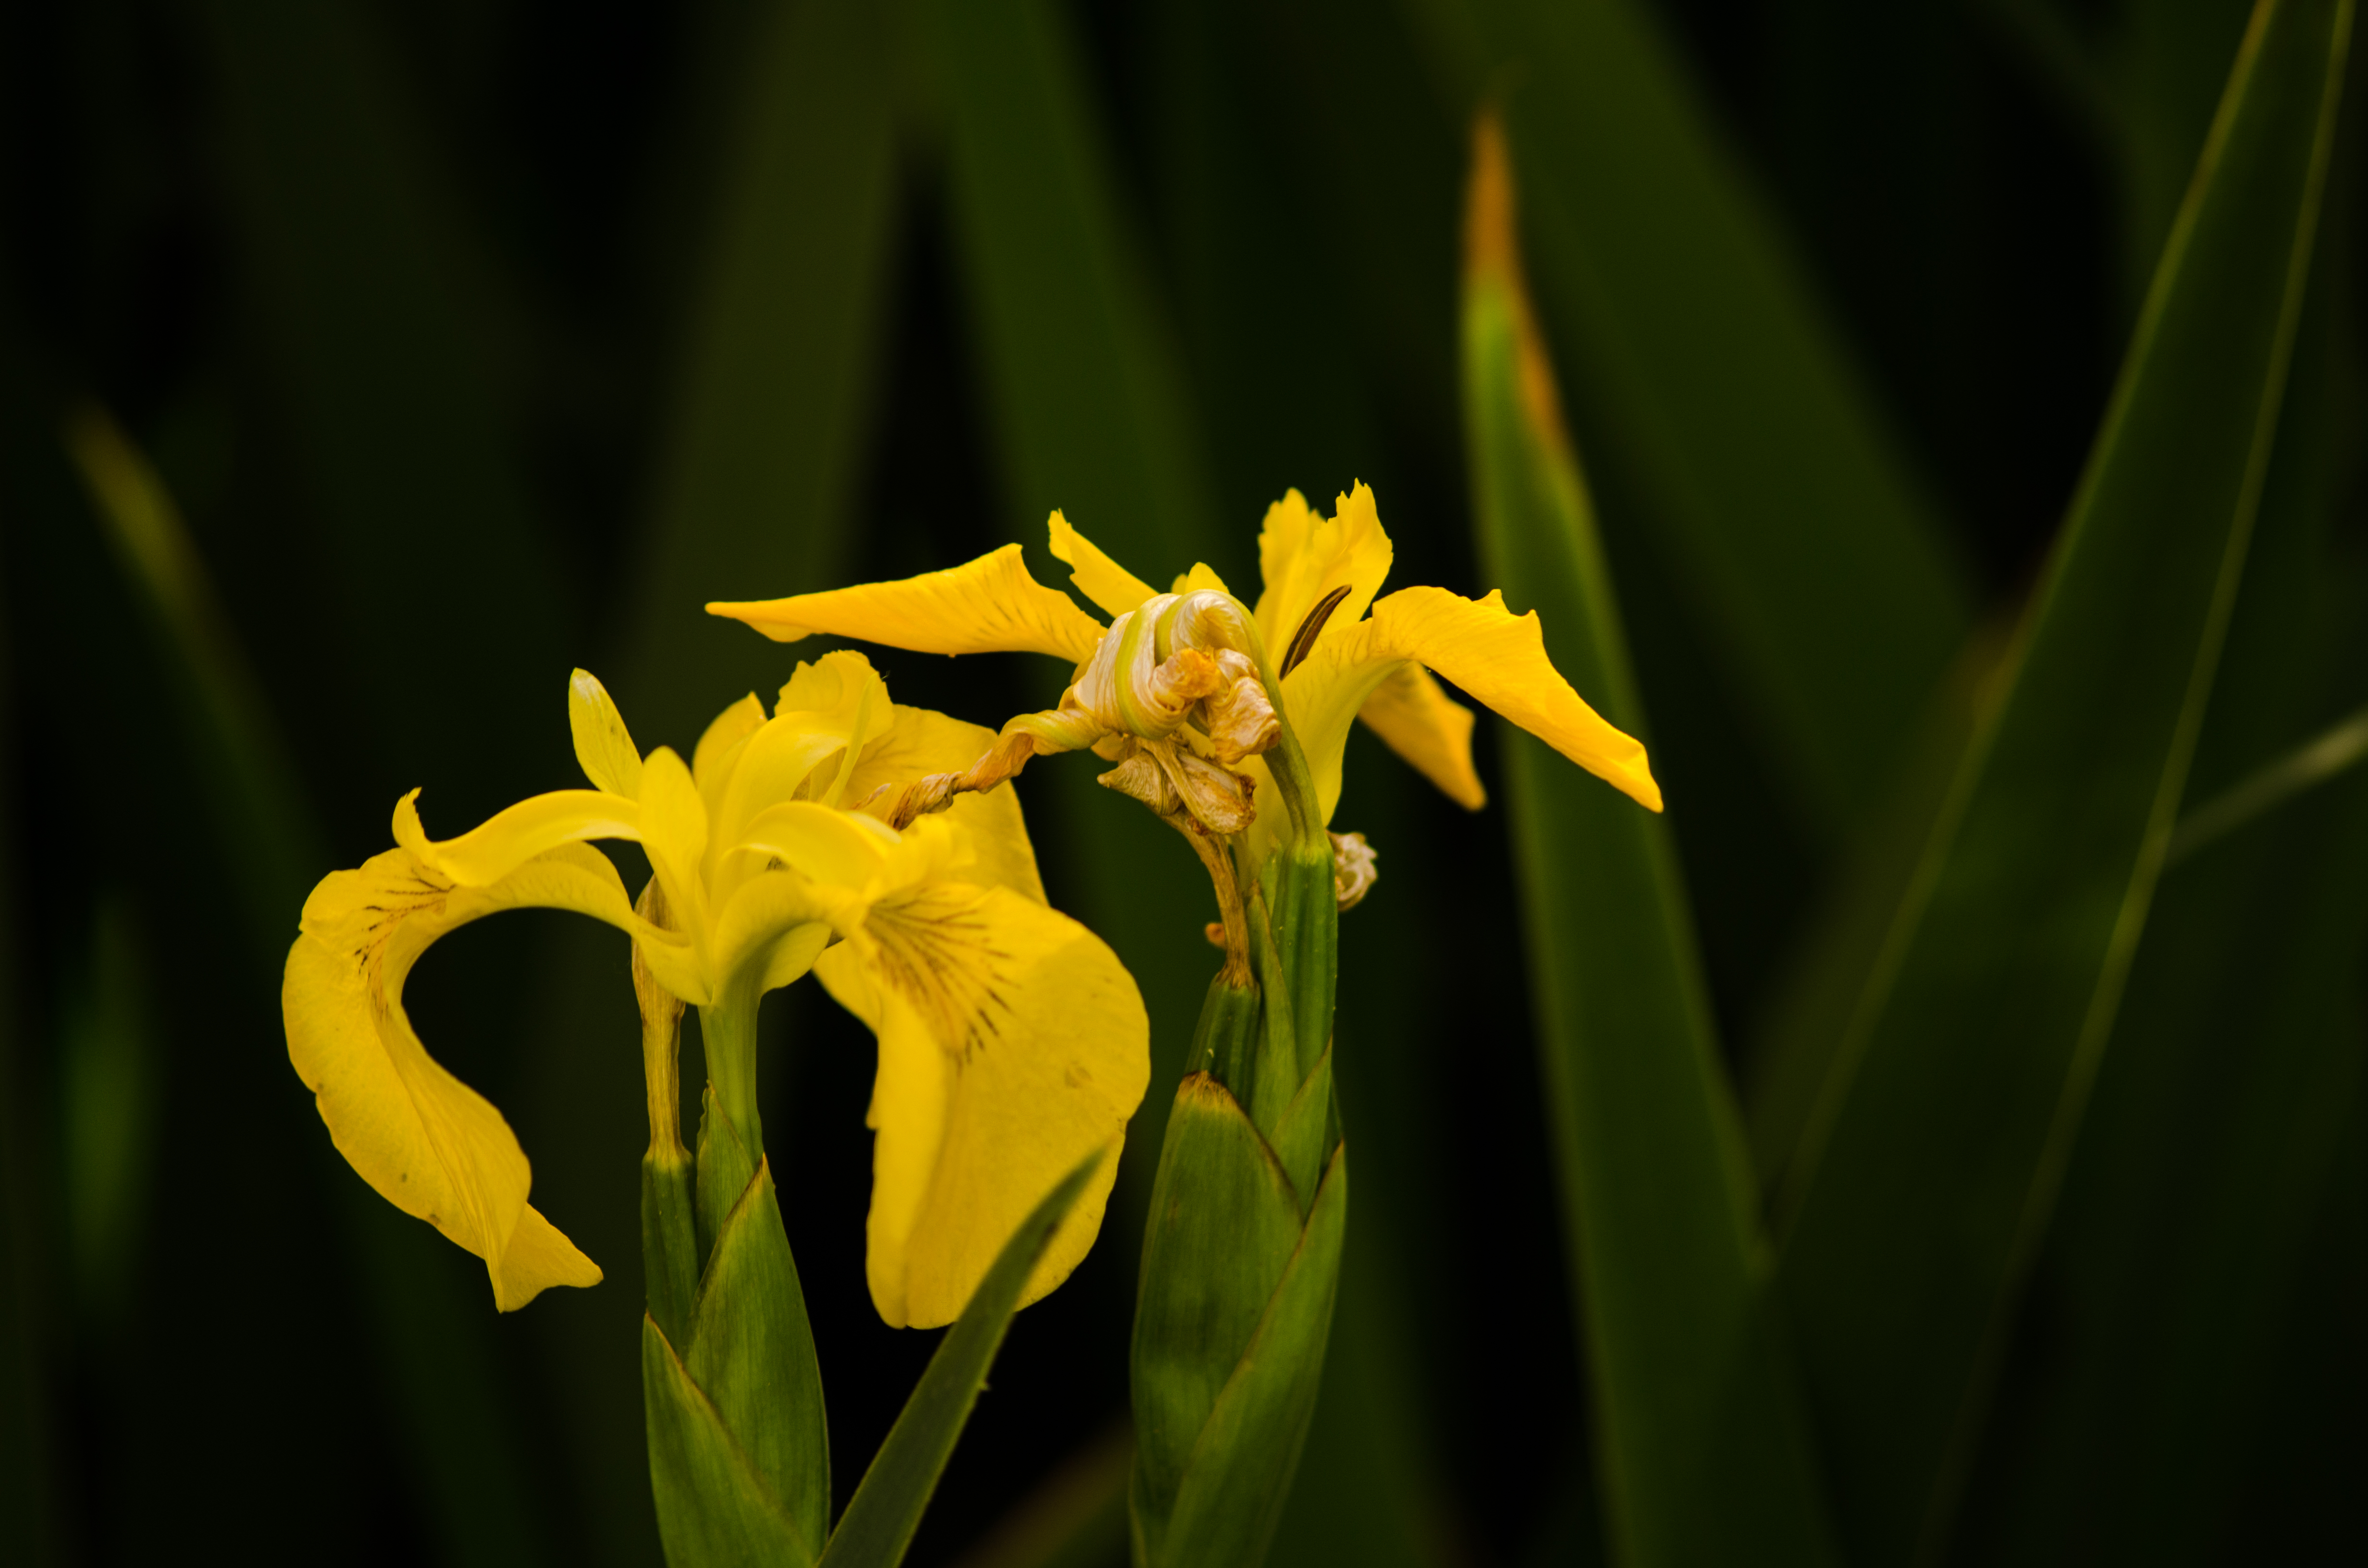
xmin=867 ymin=889 xmax=1013 ymax=1065
xmin=1281 ymin=583 xmax=1353 ymax=678
xmin=352 ymin=866 xmax=456 ymax=1013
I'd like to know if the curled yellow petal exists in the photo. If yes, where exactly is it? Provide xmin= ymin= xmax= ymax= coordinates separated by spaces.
xmin=1351 ymin=586 xmax=1660 ymax=811
xmin=1048 ymin=511 xmax=1159 ymax=618
xmin=284 ymin=841 xmax=633 ymax=1309
xmin=814 ymin=883 xmax=1148 ymax=1329
xmin=1357 ymin=663 xmax=1484 ymax=810
xmin=708 ymin=544 xmax=1106 ymax=663
xmin=396 ymin=788 xmax=641 ymax=889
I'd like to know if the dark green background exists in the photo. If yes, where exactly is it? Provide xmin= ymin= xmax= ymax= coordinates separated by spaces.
xmin=0 ymin=0 xmax=2358 ymax=1563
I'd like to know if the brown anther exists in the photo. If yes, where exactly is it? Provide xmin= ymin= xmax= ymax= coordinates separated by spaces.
xmin=1282 ymin=584 xmax=1353 ymax=678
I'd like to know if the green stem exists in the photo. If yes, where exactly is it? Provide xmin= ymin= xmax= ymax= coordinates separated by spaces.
xmin=700 ymin=989 xmax=764 ymax=1159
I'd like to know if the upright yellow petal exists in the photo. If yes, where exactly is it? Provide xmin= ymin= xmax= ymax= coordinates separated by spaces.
xmin=1170 ymin=563 xmax=1233 ymax=597
xmin=1251 ymin=483 xmax=1394 ymax=656
xmin=1357 ymin=663 xmax=1484 ymax=809
xmin=568 ymin=669 xmax=644 ymax=799
xmin=637 ymin=748 xmax=712 ymax=931
xmin=843 ymin=704 xmax=1048 ymax=904
xmin=708 ymin=544 xmax=1106 ymax=663
xmin=814 ymin=883 xmax=1148 ymax=1329
xmin=691 ymin=692 xmax=768 ymax=808
xmin=284 ymin=840 xmax=634 ymax=1309
xmin=1351 ymin=586 xmax=1660 ymax=811
xmin=706 ymin=655 xmax=890 ymax=873
xmin=1048 ymin=511 xmax=1159 ymax=618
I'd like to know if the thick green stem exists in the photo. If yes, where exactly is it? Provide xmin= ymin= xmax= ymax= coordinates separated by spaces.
xmin=699 ymin=990 xmax=764 ymax=1160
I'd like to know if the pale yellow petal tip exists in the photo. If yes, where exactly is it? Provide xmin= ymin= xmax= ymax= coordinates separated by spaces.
xmin=705 ymin=599 xmax=814 ymax=642
xmin=490 ymin=1203 xmax=603 ymax=1312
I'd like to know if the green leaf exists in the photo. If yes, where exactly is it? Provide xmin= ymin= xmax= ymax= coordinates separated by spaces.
xmin=2166 ymin=698 xmax=2368 ymax=862
xmin=1769 ymin=3 xmax=2352 ymax=1560
xmin=818 ymin=1152 xmax=1103 ymax=1568
xmin=682 ymin=1157 xmax=830 ymax=1563
xmin=643 ymin=1315 xmax=815 ymax=1568
xmin=622 ymin=0 xmax=897 ymax=740
xmin=1411 ymin=0 xmax=1972 ymax=838
xmin=926 ymin=0 xmax=1216 ymax=570
xmin=1157 ymin=1144 xmax=1347 ymax=1568
xmin=1128 ymin=1075 xmax=1308 ymax=1540
xmin=1459 ymin=117 xmax=1838 ymax=1568
xmin=1953 ymin=198 xmax=2368 ymax=1564
xmin=193 ymin=0 xmax=565 ymax=785
xmin=66 ymin=404 xmax=553 ymax=1567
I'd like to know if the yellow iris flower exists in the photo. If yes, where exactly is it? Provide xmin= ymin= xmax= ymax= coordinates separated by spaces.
xmin=707 ymin=484 xmax=1661 ymax=864
xmin=283 ymin=650 xmax=1148 ymax=1328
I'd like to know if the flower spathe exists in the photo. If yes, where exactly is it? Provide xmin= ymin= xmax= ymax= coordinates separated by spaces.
xmin=708 ymin=484 xmax=1661 ymax=865
xmin=283 ymin=651 xmax=1148 ymax=1327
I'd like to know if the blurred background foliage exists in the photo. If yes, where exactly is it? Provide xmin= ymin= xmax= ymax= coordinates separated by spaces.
xmin=0 ymin=0 xmax=2359 ymax=1563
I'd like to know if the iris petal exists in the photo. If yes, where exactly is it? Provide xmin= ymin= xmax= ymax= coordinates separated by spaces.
xmin=815 ymin=883 xmax=1148 ymax=1328
xmin=709 ymin=544 xmax=1105 ymax=663
xmin=284 ymin=841 xmax=637 ymax=1309
xmin=1048 ymin=511 xmax=1159 ymax=617
xmin=1349 ymin=586 xmax=1661 ymax=811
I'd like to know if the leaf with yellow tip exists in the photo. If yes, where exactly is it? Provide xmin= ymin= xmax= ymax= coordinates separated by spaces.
xmin=1461 ymin=105 xmax=1834 ymax=1567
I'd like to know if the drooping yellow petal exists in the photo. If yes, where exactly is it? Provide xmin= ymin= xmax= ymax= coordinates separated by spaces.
xmin=1357 ymin=663 xmax=1484 ymax=809
xmin=814 ymin=883 xmax=1148 ymax=1329
xmin=568 ymin=669 xmax=644 ymax=799
xmin=708 ymin=544 xmax=1105 ymax=663
xmin=1251 ymin=483 xmax=1394 ymax=656
xmin=1349 ymin=586 xmax=1660 ymax=811
xmin=1048 ymin=511 xmax=1159 ymax=618
xmin=843 ymin=704 xmax=1048 ymax=904
xmin=284 ymin=841 xmax=635 ymax=1309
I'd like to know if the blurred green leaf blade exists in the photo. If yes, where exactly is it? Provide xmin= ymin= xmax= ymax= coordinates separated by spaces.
xmin=1771 ymin=2 xmax=2353 ymax=1560
xmin=626 ymin=0 xmax=897 ymax=737
xmin=1460 ymin=117 xmax=1837 ymax=1568
xmin=1412 ymin=0 xmax=1973 ymax=836
xmin=818 ymin=1154 xmax=1100 ymax=1568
